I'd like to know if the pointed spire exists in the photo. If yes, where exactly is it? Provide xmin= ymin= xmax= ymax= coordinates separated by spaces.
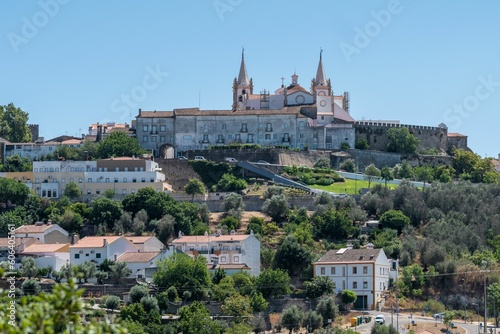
xmin=237 ymin=47 xmax=250 ymax=86
xmin=315 ymin=48 xmax=327 ymax=86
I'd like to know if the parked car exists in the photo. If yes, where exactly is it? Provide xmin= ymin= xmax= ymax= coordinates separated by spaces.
xmin=194 ymin=156 xmax=206 ymax=161
xmin=225 ymin=157 xmax=238 ymax=163
xmin=178 ymin=156 xmax=188 ymax=160
xmin=374 ymin=315 xmax=385 ymax=324
xmin=433 ymin=313 xmax=445 ymax=320
xmin=256 ymin=160 xmax=270 ymax=164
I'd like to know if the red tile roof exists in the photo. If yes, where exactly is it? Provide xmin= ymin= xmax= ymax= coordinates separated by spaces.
xmin=0 ymin=237 xmax=39 ymax=248
xmin=315 ymin=248 xmax=382 ymax=264
xmin=117 ymin=252 xmax=159 ymax=263
xmin=126 ymin=236 xmax=155 ymax=244
xmin=22 ymin=243 xmax=69 ymax=254
xmin=172 ymin=234 xmax=249 ymax=244
xmin=15 ymin=224 xmax=55 ymax=234
xmin=69 ymin=236 xmax=124 ymax=248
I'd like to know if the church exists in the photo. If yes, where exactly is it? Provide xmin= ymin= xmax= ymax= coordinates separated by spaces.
xmin=135 ymin=51 xmax=356 ymax=158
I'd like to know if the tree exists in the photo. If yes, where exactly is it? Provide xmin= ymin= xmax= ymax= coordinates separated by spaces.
xmin=255 ymin=268 xmax=291 ymax=298
xmin=312 ymin=208 xmax=354 ymax=240
xmin=250 ymin=292 xmax=268 ymax=312
xmin=316 ymin=295 xmax=339 ymax=327
xmin=387 ymin=127 xmax=419 ymax=154
xmin=109 ymin=261 xmax=131 ymax=284
xmin=262 ymin=185 xmax=286 ymax=199
xmin=262 ymin=194 xmax=290 ymax=225
xmin=76 ymin=261 xmax=97 ymax=283
xmin=399 ymin=264 xmax=425 ymax=297
xmin=340 ymin=158 xmax=357 ymax=173
xmin=396 ymin=160 xmax=414 ymax=179
xmin=89 ymin=196 xmax=123 ymax=231
xmin=355 ymin=137 xmax=369 ymax=150
xmin=487 ymin=283 xmax=500 ymax=327
xmin=105 ymin=295 xmax=121 ymax=310
xmin=217 ymin=173 xmax=248 ymax=191
xmin=64 ymin=182 xmax=82 ymax=200
xmin=178 ymin=301 xmax=222 ymax=334
xmin=364 ymin=163 xmax=381 ymax=188
xmin=21 ymin=257 xmax=39 ymax=279
xmin=304 ymin=276 xmax=335 ymax=299
xmin=0 ymin=278 xmax=128 ymax=333
xmin=281 ymin=305 xmax=305 ymax=334
xmin=221 ymin=293 xmax=252 ymax=323
xmin=0 ymin=177 xmax=30 ymax=207
xmin=305 ymin=310 xmax=323 ymax=332
xmin=0 ymin=154 xmax=32 ymax=172
xmin=21 ymin=279 xmax=41 ymax=295
xmin=414 ymin=166 xmax=434 ymax=187
xmin=0 ymin=103 xmax=32 ymax=142
xmin=153 ymin=253 xmax=211 ymax=300
xmin=379 ymin=210 xmax=411 ymax=234
xmin=129 ymin=284 xmax=149 ymax=304
xmin=272 ymin=235 xmax=312 ymax=276
xmin=58 ymin=209 xmax=83 ymax=234
xmin=184 ymin=178 xmax=206 ymax=202
xmin=140 ymin=296 xmax=160 ymax=313
xmin=371 ymin=324 xmax=399 ymax=334
xmin=380 ymin=166 xmax=394 ymax=187
xmin=96 ymin=131 xmax=145 ymax=158
xmin=340 ymin=290 xmax=357 ymax=311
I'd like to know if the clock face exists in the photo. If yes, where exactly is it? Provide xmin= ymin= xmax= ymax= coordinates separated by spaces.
xmin=320 ymin=100 xmax=327 ymax=107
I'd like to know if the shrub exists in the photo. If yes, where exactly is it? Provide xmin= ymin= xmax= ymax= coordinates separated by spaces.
xmin=105 ymin=295 xmax=121 ymax=310
xmin=21 ymin=279 xmax=41 ymax=296
xmin=129 ymin=285 xmax=149 ymax=304
xmin=220 ymin=216 xmax=239 ymax=231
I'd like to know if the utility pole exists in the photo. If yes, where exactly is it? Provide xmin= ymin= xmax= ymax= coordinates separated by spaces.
xmin=485 ymin=273 xmax=488 ymax=334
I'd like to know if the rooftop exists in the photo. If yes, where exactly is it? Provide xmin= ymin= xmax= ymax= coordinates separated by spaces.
xmin=117 ymin=252 xmax=159 ymax=263
xmin=69 ymin=236 xmax=126 ymax=248
xmin=15 ymin=223 xmax=58 ymax=234
xmin=22 ymin=243 xmax=69 ymax=254
xmin=172 ymin=234 xmax=250 ymax=244
xmin=315 ymin=248 xmax=382 ymax=264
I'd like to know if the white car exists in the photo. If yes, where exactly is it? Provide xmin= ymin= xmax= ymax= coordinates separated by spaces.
xmin=225 ymin=157 xmax=238 ymax=163
xmin=374 ymin=315 xmax=385 ymax=325
xmin=433 ymin=313 xmax=445 ymax=320
xmin=194 ymin=156 xmax=206 ymax=161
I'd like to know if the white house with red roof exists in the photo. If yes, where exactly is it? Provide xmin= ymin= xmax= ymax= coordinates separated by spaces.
xmin=14 ymin=222 xmax=69 ymax=244
xmin=171 ymin=231 xmax=260 ymax=276
xmin=117 ymin=248 xmax=175 ymax=281
xmin=69 ymin=236 xmax=138 ymax=266
xmin=313 ymin=243 xmax=398 ymax=310
xmin=21 ymin=243 xmax=70 ymax=271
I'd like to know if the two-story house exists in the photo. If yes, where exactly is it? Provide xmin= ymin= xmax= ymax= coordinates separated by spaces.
xmin=171 ymin=231 xmax=260 ymax=276
xmin=313 ymin=244 xmax=397 ymax=310
xmin=125 ymin=236 xmax=166 ymax=252
xmin=21 ymin=243 xmax=70 ymax=271
xmin=69 ymin=236 xmax=138 ymax=266
xmin=117 ymin=248 xmax=175 ymax=281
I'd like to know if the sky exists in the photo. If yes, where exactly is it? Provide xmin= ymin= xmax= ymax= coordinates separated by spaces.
xmin=2 ymin=0 xmax=500 ymax=157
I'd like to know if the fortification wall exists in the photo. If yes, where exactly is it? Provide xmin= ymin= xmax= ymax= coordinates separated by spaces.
xmin=354 ymin=122 xmax=448 ymax=152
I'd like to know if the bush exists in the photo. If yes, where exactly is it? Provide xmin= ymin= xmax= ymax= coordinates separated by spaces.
xmin=105 ymin=295 xmax=121 ymax=310
xmin=316 ymin=177 xmax=334 ymax=186
xmin=341 ymin=142 xmax=351 ymax=150
xmin=355 ymin=138 xmax=369 ymax=150
xmin=21 ymin=279 xmax=41 ymax=296
xmin=220 ymin=216 xmax=239 ymax=231
xmin=140 ymin=296 xmax=160 ymax=313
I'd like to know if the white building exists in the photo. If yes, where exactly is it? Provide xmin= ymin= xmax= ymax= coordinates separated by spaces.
xmin=135 ymin=51 xmax=355 ymax=158
xmin=21 ymin=243 xmax=70 ymax=271
xmin=32 ymin=156 xmax=167 ymax=199
xmin=117 ymin=249 xmax=174 ymax=281
xmin=125 ymin=236 xmax=166 ymax=252
xmin=69 ymin=236 xmax=138 ymax=266
xmin=313 ymin=244 xmax=398 ymax=310
xmin=171 ymin=232 xmax=261 ymax=276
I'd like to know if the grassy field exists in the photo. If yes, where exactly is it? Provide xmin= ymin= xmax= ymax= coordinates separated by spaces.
xmin=310 ymin=178 xmax=397 ymax=194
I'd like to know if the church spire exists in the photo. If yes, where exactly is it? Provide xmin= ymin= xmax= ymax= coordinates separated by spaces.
xmin=315 ymin=48 xmax=327 ymax=86
xmin=237 ymin=48 xmax=250 ymax=86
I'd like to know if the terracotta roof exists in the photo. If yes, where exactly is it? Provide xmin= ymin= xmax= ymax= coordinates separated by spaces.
xmin=286 ymin=85 xmax=310 ymax=95
xmin=22 ymin=243 xmax=69 ymax=254
xmin=117 ymin=252 xmax=159 ymax=263
xmin=172 ymin=234 xmax=250 ymax=244
xmin=448 ymin=132 xmax=467 ymax=137
xmin=215 ymin=264 xmax=250 ymax=270
xmin=0 ymin=237 xmax=39 ymax=248
xmin=101 ymin=156 xmax=146 ymax=161
xmin=139 ymin=111 xmax=174 ymax=118
xmin=69 ymin=236 xmax=123 ymax=248
xmin=315 ymin=248 xmax=382 ymax=264
xmin=15 ymin=224 xmax=56 ymax=234
xmin=126 ymin=236 xmax=154 ymax=244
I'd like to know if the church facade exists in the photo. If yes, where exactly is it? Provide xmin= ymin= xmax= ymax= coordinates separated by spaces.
xmin=135 ymin=51 xmax=356 ymax=158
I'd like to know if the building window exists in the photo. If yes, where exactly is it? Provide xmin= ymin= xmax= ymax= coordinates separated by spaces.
xmin=363 ymin=281 xmax=368 ymax=289
xmin=217 ymin=134 xmax=224 ymax=143
xmin=105 ymin=178 xmax=110 ymax=183
xmin=75 ymin=254 xmax=80 ymax=259
xmin=233 ymin=256 xmax=239 ymax=262
xmin=123 ymin=178 xmax=127 ymax=182
xmin=266 ymin=123 xmax=272 ymax=131
xmin=363 ymin=266 xmax=368 ymax=274
xmin=78 ymin=178 xmax=82 ymax=183
xmin=141 ymin=178 xmax=146 ymax=182
xmin=299 ymin=121 xmax=305 ymax=128
xmin=247 ymin=134 xmax=254 ymax=143
xmin=221 ymin=257 xmax=226 ymax=263
xmin=96 ymin=189 xmax=100 ymax=194
xmin=342 ymin=280 xmax=346 ymax=290
xmin=151 ymin=125 xmax=157 ymax=134
xmin=143 ymin=135 xmax=148 ymax=142
xmin=353 ymin=281 xmax=358 ymax=289
xmin=122 ymin=189 xmax=127 ymax=194
xmin=202 ymin=134 xmax=209 ymax=143
xmin=143 ymin=125 xmax=148 ymax=132
xmin=342 ymin=267 xmax=345 ymax=276
xmin=320 ymin=267 xmax=325 ymax=275
xmin=227 ymin=134 xmax=232 ymax=139
xmin=265 ymin=134 xmax=271 ymax=140
xmin=299 ymin=134 xmax=304 ymax=139
xmin=87 ymin=189 xmax=91 ymax=194
xmin=151 ymin=136 xmax=157 ymax=142
xmin=235 ymin=134 xmax=241 ymax=141
xmin=131 ymin=189 xmax=136 ymax=194
xmin=353 ymin=267 xmax=357 ymax=274
xmin=222 ymin=124 xmax=226 ymax=130
xmin=87 ymin=178 xmax=92 ymax=183
xmin=160 ymin=136 xmax=166 ymax=142
xmin=70 ymin=178 xmax=74 ymax=183
xmin=241 ymin=123 xmax=247 ymax=132
xmin=273 ymin=134 xmax=277 ymax=140
xmin=160 ymin=125 xmax=166 ymax=132
xmin=283 ymin=133 xmax=290 ymax=142
xmin=330 ymin=267 xmax=335 ymax=275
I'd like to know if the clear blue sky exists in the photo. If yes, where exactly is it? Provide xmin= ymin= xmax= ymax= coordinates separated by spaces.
xmin=2 ymin=0 xmax=500 ymax=157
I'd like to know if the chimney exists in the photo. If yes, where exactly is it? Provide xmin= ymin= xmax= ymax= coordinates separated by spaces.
xmin=138 ymin=108 xmax=142 ymax=116
xmin=103 ymin=238 xmax=108 ymax=247
xmin=20 ymin=238 xmax=25 ymax=252
xmin=366 ymin=243 xmax=374 ymax=249
xmin=73 ymin=234 xmax=80 ymax=245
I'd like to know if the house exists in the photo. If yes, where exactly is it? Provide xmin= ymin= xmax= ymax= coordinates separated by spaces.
xmin=313 ymin=243 xmax=398 ymax=310
xmin=69 ymin=236 xmax=138 ymax=266
xmin=125 ymin=236 xmax=166 ymax=252
xmin=14 ymin=222 xmax=69 ymax=244
xmin=0 ymin=237 xmax=39 ymax=267
xmin=117 ymin=248 xmax=174 ymax=281
xmin=21 ymin=243 xmax=70 ymax=271
xmin=171 ymin=231 xmax=260 ymax=276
